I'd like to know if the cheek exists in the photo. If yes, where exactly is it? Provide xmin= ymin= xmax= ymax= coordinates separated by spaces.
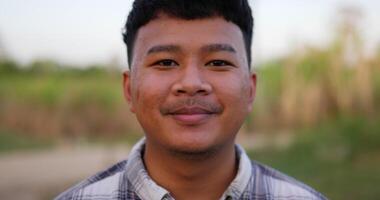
xmin=213 ymin=75 xmax=250 ymax=104
xmin=212 ymin=76 xmax=252 ymax=123
xmin=131 ymin=73 xmax=171 ymax=113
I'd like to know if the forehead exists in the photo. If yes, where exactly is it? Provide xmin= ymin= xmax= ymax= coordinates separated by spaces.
xmin=132 ymin=15 xmax=246 ymax=59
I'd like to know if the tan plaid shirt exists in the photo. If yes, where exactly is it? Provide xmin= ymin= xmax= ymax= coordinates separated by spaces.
xmin=55 ymin=138 xmax=327 ymax=200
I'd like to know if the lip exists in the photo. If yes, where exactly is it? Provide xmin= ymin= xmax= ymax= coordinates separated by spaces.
xmin=171 ymin=113 xmax=214 ymax=125
xmin=168 ymin=107 xmax=215 ymax=125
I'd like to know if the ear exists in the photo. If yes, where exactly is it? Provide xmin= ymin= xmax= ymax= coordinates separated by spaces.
xmin=247 ymin=72 xmax=257 ymax=112
xmin=123 ymin=71 xmax=136 ymax=113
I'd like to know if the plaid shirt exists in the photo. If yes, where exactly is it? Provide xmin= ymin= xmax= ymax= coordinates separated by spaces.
xmin=56 ymin=138 xmax=327 ymax=200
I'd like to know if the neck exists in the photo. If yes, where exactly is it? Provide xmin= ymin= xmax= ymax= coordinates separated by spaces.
xmin=143 ymin=141 xmax=237 ymax=200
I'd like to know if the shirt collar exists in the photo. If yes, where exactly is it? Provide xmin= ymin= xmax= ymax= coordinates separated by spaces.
xmin=220 ymin=145 xmax=252 ymax=199
xmin=125 ymin=138 xmax=252 ymax=200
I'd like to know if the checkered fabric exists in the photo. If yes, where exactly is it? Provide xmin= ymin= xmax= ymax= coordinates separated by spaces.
xmin=55 ymin=138 xmax=327 ymax=200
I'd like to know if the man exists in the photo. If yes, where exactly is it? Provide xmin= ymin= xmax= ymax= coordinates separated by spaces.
xmin=56 ymin=0 xmax=326 ymax=199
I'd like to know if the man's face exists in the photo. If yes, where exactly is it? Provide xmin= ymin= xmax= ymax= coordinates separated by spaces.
xmin=124 ymin=15 xmax=256 ymax=154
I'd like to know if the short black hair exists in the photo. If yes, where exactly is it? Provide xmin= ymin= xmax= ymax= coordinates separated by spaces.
xmin=123 ymin=0 xmax=254 ymax=68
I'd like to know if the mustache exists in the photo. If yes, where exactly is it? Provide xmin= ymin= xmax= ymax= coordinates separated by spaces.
xmin=160 ymin=98 xmax=223 ymax=115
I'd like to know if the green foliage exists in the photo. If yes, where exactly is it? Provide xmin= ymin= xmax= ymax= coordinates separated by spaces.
xmin=0 ymin=59 xmax=19 ymax=74
xmin=296 ymin=49 xmax=330 ymax=83
xmin=0 ymin=62 xmax=133 ymax=141
xmin=248 ymin=116 xmax=380 ymax=200
xmin=0 ymin=68 xmax=123 ymax=108
xmin=256 ymin=61 xmax=284 ymax=100
xmin=301 ymin=117 xmax=380 ymax=160
xmin=0 ymin=130 xmax=53 ymax=153
xmin=372 ymin=64 xmax=380 ymax=103
xmin=28 ymin=60 xmax=60 ymax=74
xmin=251 ymin=61 xmax=283 ymax=122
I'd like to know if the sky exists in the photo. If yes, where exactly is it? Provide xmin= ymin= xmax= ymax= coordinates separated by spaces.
xmin=0 ymin=0 xmax=379 ymax=69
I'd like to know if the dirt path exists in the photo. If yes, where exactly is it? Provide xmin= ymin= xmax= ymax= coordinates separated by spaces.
xmin=0 ymin=145 xmax=130 ymax=200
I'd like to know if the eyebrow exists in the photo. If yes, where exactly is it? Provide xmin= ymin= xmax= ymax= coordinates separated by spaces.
xmin=201 ymin=43 xmax=236 ymax=54
xmin=146 ymin=43 xmax=236 ymax=55
xmin=147 ymin=45 xmax=181 ymax=54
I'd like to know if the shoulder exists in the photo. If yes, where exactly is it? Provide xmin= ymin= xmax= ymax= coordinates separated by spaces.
xmin=245 ymin=160 xmax=327 ymax=200
xmin=54 ymin=160 xmax=138 ymax=200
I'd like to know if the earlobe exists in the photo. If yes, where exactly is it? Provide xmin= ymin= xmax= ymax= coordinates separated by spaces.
xmin=123 ymin=71 xmax=135 ymax=113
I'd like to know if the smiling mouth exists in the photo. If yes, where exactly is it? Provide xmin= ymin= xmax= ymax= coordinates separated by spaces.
xmin=160 ymin=98 xmax=223 ymax=125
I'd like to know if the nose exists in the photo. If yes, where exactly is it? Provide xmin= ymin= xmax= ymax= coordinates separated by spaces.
xmin=171 ymin=65 xmax=212 ymax=96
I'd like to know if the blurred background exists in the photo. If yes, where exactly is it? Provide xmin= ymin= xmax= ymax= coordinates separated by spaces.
xmin=0 ymin=0 xmax=380 ymax=199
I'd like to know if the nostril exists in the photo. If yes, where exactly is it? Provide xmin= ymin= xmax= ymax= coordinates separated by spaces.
xmin=176 ymin=88 xmax=209 ymax=96
xmin=197 ymin=89 xmax=208 ymax=95
xmin=171 ymin=79 xmax=212 ymax=96
xmin=176 ymin=89 xmax=186 ymax=94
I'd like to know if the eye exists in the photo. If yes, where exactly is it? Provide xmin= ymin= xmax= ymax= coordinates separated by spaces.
xmin=151 ymin=59 xmax=179 ymax=68
xmin=206 ymin=60 xmax=234 ymax=67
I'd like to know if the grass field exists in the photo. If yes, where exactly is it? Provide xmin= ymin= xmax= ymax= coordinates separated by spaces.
xmin=248 ymin=117 xmax=380 ymax=200
xmin=0 ymin=130 xmax=53 ymax=153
